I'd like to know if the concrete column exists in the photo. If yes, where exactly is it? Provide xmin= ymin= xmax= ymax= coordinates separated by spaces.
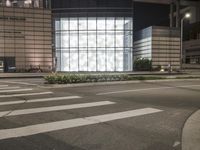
xmin=170 ymin=3 xmax=174 ymax=27
xmin=176 ymin=0 xmax=180 ymax=28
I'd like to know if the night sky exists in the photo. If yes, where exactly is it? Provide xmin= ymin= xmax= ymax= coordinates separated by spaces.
xmin=52 ymin=0 xmax=170 ymax=32
xmin=134 ymin=2 xmax=170 ymax=31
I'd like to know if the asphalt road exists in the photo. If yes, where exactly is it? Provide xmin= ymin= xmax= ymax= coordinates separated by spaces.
xmin=0 ymin=78 xmax=199 ymax=150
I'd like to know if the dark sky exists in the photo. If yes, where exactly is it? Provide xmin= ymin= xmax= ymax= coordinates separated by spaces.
xmin=52 ymin=0 xmax=170 ymax=32
xmin=134 ymin=2 xmax=170 ymax=31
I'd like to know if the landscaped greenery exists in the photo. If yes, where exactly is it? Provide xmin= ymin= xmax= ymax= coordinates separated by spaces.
xmin=133 ymin=58 xmax=152 ymax=71
xmin=44 ymin=73 xmax=165 ymax=84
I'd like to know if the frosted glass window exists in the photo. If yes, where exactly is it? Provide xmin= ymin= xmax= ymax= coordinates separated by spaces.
xmin=61 ymin=33 xmax=69 ymax=48
xmin=70 ymin=31 xmax=78 ymax=47
xmin=97 ymin=18 xmax=106 ymax=30
xmin=61 ymin=53 xmax=69 ymax=71
xmin=97 ymin=31 xmax=105 ymax=47
xmin=116 ymin=31 xmax=124 ymax=47
xmin=56 ymin=52 xmax=61 ymax=71
xmin=79 ymin=31 xmax=87 ymax=48
xmin=70 ymin=18 xmax=78 ymax=30
xmin=107 ymin=52 xmax=115 ymax=71
xmin=61 ymin=19 xmax=69 ymax=30
xmin=88 ymin=52 xmax=96 ymax=71
xmin=55 ymin=20 xmax=60 ymax=30
xmin=106 ymin=31 xmax=115 ymax=47
xmin=106 ymin=18 xmax=115 ymax=30
xmin=116 ymin=52 xmax=123 ymax=71
xmin=70 ymin=52 xmax=78 ymax=71
xmin=79 ymin=18 xmax=87 ymax=30
xmin=79 ymin=52 xmax=87 ymax=71
xmin=55 ymin=17 xmax=133 ymax=72
xmin=97 ymin=52 xmax=106 ymax=71
xmin=125 ymin=18 xmax=132 ymax=30
xmin=88 ymin=18 xmax=96 ymax=30
xmin=88 ymin=31 xmax=96 ymax=47
xmin=116 ymin=18 xmax=124 ymax=30
xmin=55 ymin=33 xmax=60 ymax=48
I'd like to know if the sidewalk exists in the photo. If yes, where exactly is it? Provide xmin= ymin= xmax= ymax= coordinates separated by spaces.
xmin=182 ymin=110 xmax=200 ymax=150
xmin=0 ymin=73 xmax=48 ymax=79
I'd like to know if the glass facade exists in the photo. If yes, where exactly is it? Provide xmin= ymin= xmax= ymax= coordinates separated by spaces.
xmin=55 ymin=17 xmax=133 ymax=72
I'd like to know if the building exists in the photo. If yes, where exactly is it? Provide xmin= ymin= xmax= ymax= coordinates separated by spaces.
xmin=133 ymin=26 xmax=181 ymax=70
xmin=53 ymin=0 xmax=133 ymax=72
xmin=181 ymin=1 xmax=200 ymax=67
xmin=183 ymin=22 xmax=200 ymax=66
xmin=0 ymin=0 xmax=52 ymax=72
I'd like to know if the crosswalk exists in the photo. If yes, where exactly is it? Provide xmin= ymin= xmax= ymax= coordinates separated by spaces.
xmin=0 ymin=83 xmax=164 ymax=141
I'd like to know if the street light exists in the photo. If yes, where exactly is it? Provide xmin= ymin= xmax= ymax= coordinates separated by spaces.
xmin=180 ymin=13 xmax=191 ymax=70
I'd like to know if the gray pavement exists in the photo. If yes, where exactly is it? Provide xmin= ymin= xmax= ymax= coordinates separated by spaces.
xmin=182 ymin=110 xmax=200 ymax=150
xmin=0 ymin=78 xmax=199 ymax=150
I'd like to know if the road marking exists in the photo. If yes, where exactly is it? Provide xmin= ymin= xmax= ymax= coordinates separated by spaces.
xmin=0 ymin=92 xmax=53 ymax=98
xmin=0 ymin=108 xmax=163 ymax=140
xmin=0 ymin=89 xmax=33 ymax=93
xmin=0 ymin=96 xmax=82 ymax=106
xmin=0 ymin=87 xmax=20 ymax=90
xmin=97 ymin=84 xmax=200 ymax=95
xmin=97 ymin=87 xmax=172 ymax=95
xmin=0 ymin=81 xmax=38 ymax=86
xmin=173 ymin=141 xmax=180 ymax=147
xmin=0 ymin=101 xmax=115 ymax=117
xmin=0 ymin=85 xmax=8 ymax=87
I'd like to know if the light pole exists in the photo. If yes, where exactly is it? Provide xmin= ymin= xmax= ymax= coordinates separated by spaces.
xmin=180 ymin=13 xmax=191 ymax=70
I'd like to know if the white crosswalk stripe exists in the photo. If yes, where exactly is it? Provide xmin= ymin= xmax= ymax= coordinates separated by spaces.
xmin=0 ymin=108 xmax=163 ymax=140
xmin=0 ymin=96 xmax=82 ymax=106
xmin=0 ymin=92 xmax=53 ymax=98
xmin=0 ymin=88 xmax=33 ymax=93
xmin=0 ymin=86 xmax=20 ymax=90
xmin=0 ymin=85 xmax=8 ymax=87
xmin=0 ymin=86 xmax=163 ymax=141
xmin=0 ymin=101 xmax=115 ymax=117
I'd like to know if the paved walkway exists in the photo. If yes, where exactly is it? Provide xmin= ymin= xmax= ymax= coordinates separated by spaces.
xmin=0 ymin=73 xmax=48 ymax=78
xmin=182 ymin=110 xmax=200 ymax=150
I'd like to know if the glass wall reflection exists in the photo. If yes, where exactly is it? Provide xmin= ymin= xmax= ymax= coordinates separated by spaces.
xmin=55 ymin=17 xmax=133 ymax=72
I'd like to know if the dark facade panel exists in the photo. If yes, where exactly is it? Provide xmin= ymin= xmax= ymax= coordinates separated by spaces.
xmin=52 ymin=0 xmax=133 ymax=9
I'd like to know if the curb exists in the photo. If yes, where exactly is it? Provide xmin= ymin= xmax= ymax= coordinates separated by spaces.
xmin=40 ymin=78 xmax=200 ymax=89
xmin=182 ymin=109 xmax=200 ymax=150
xmin=0 ymin=76 xmax=44 ymax=79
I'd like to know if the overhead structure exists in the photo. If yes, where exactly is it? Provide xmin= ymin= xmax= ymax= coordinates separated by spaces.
xmin=134 ymin=0 xmax=198 ymax=6
xmin=133 ymin=0 xmax=172 ymax=4
xmin=134 ymin=0 xmax=200 ymax=28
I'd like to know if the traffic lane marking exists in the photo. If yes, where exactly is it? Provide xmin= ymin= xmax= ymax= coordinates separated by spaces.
xmin=0 ymin=92 xmax=53 ymax=98
xmin=96 ymin=84 xmax=200 ymax=95
xmin=0 ymin=108 xmax=163 ymax=140
xmin=0 ymin=101 xmax=115 ymax=117
xmin=0 ymin=96 xmax=82 ymax=106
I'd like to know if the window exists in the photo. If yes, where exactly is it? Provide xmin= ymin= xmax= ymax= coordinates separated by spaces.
xmin=55 ymin=17 xmax=133 ymax=72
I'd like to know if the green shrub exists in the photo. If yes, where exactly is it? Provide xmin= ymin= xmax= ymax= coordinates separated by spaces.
xmin=134 ymin=58 xmax=152 ymax=71
xmin=44 ymin=74 xmax=129 ymax=84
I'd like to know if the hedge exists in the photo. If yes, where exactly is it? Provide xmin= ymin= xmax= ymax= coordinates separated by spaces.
xmin=44 ymin=73 xmax=164 ymax=84
xmin=44 ymin=74 xmax=128 ymax=84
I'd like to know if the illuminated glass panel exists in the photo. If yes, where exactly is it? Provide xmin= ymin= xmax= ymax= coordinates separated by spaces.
xmin=55 ymin=17 xmax=133 ymax=72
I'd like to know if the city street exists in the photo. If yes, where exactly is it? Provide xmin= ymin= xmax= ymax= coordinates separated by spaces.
xmin=0 ymin=78 xmax=199 ymax=150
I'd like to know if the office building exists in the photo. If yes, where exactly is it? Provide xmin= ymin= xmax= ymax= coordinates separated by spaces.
xmin=53 ymin=0 xmax=133 ymax=72
xmin=0 ymin=0 xmax=52 ymax=72
xmin=133 ymin=26 xmax=181 ymax=70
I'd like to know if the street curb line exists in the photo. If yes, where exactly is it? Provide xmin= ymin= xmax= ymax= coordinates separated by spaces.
xmin=182 ymin=109 xmax=200 ymax=150
xmin=40 ymin=78 xmax=200 ymax=89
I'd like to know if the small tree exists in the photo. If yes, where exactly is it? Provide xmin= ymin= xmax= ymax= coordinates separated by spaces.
xmin=134 ymin=58 xmax=152 ymax=71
